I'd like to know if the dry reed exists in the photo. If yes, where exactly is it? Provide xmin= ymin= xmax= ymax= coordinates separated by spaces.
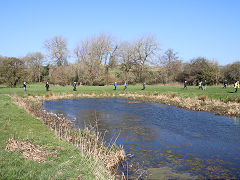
xmin=118 ymin=93 xmax=240 ymax=117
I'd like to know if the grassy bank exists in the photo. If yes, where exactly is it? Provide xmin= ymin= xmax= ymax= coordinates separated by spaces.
xmin=0 ymin=83 xmax=239 ymax=103
xmin=0 ymin=94 xmax=113 ymax=179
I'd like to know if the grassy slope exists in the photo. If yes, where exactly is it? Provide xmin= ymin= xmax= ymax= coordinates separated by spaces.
xmin=0 ymin=94 xmax=110 ymax=179
xmin=0 ymin=83 xmax=239 ymax=102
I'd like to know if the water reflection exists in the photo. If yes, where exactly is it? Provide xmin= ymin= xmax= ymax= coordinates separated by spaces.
xmin=44 ymin=98 xmax=240 ymax=179
xmin=74 ymin=109 xmax=158 ymax=145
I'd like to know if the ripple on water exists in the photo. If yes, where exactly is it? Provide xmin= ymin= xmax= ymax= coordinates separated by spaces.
xmin=43 ymin=98 xmax=240 ymax=179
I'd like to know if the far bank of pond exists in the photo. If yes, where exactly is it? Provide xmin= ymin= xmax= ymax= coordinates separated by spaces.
xmin=43 ymin=98 xmax=240 ymax=179
xmin=27 ymin=92 xmax=240 ymax=118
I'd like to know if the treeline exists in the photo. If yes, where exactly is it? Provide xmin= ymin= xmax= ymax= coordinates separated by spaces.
xmin=0 ymin=34 xmax=239 ymax=87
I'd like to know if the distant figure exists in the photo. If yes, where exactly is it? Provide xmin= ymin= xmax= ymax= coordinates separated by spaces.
xmin=199 ymin=81 xmax=203 ymax=90
xmin=124 ymin=81 xmax=127 ymax=90
xmin=45 ymin=82 xmax=49 ymax=91
xmin=234 ymin=81 xmax=239 ymax=93
xmin=203 ymin=80 xmax=207 ymax=90
xmin=22 ymin=82 xmax=26 ymax=91
xmin=73 ymin=82 xmax=77 ymax=91
xmin=223 ymin=80 xmax=227 ymax=88
xmin=114 ymin=82 xmax=117 ymax=90
xmin=142 ymin=82 xmax=146 ymax=90
xmin=184 ymin=81 xmax=187 ymax=89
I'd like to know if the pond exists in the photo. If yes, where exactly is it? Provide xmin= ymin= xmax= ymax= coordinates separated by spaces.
xmin=43 ymin=98 xmax=240 ymax=179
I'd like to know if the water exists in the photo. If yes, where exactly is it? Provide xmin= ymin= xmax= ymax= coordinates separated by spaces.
xmin=43 ymin=98 xmax=240 ymax=179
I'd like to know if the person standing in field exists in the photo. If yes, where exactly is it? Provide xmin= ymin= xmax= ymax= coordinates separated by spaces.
xmin=234 ymin=81 xmax=239 ymax=93
xmin=203 ymin=80 xmax=207 ymax=90
xmin=73 ymin=82 xmax=77 ymax=91
xmin=124 ymin=81 xmax=127 ymax=90
xmin=223 ymin=80 xmax=227 ymax=88
xmin=114 ymin=82 xmax=117 ymax=90
xmin=199 ymin=81 xmax=203 ymax=90
xmin=142 ymin=82 xmax=146 ymax=90
xmin=45 ymin=82 xmax=49 ymax=91
xmin=184 ymin=81 xmax=187 ymax=89
xmin=22 ymin=82 xmax=26 ymax=91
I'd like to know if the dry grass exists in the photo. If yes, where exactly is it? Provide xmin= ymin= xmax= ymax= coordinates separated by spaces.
xmin=6 ymin=138 xmax=57 ymax=163
xmin=118 ymin=93 xmax=240 ymax=117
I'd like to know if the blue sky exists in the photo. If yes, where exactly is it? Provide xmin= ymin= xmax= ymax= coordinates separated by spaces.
xmin=0 ymin=0 xmax=239 ymax=65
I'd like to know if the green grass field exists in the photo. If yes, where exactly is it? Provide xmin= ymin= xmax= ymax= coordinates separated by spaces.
xmin=0 ymin=94 xmax=111 ymax=179
xmin=1 ymin=83 xmax=239 ymax=102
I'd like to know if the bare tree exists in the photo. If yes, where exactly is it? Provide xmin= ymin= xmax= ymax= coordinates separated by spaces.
xmin=160 ymin=48 xmax=182 ymax=82
xmin=49 ymin=65 xmax=75 ymax=85
xmin=74 ymin=38 xmax=102 ymax=85
xmin=119 ymin=41 xmax=135 ymax=82
xmin=132 ymin=35 xmax=159 ymax=82
xmin=44 ymin=36 xmax=68 ymax=66
xmin=91 ymin=34 xmax=118 ymax=85
xmin=74 ymin=34 xmax=118 ymax=85
xmin=24 ymin=52 xmax=45 ymax=82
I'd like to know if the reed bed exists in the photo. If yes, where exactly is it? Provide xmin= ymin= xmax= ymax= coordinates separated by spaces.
xmin=118 ymin=93 xmax=240 ymax=117
xmin=12 ymin=96 xmax=126 ymax=175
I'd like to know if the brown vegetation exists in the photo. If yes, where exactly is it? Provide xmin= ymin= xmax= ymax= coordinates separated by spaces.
xmin=6 ymin=138 xmax=57 ymax=163
xmin=117 ymin=93 xmax=240 ymax=117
